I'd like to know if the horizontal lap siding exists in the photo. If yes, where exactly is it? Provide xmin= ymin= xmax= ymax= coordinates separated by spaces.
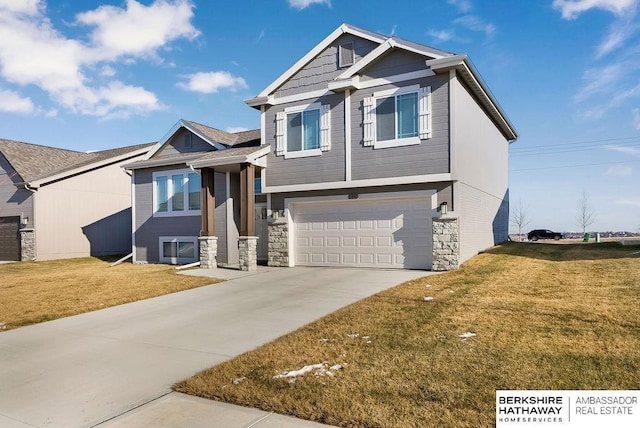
xmin=265 ymin=93 xmax=345 ymax=187
xmin=0 ymin=155 xmax=33 ymax=225
xmin=274 ymin=35 xmax=379 ymax=99
xmin=360 ymin=50 xmax=430 ymax=81
xmin=157 ymin=129 xmax=213 ymax=157
xmin=350 ymin=75 xmax=450 ymax=180
xmin=133 ymin=167 xmax=226 ymax=263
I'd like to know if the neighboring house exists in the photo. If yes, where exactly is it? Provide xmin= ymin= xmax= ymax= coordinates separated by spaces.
xmin=129 ymin=23 xmax=517 ymax=271
xmin=0 ymin=139 xmax=151 ymax=261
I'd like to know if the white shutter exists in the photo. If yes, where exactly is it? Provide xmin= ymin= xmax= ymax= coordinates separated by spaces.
xmin=275 ymin=111 xmax=285 ymax=156
xmin=320 ymin=104 xmax=331 ymax=151
xmin=363 ymin=96 xmax=374 ymax=147
xmin=419 ymin=86 xmax=432 ymax=139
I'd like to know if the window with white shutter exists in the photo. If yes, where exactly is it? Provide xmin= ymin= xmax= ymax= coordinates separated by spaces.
xmin=277 ymin=102 xmax=330 ymax=159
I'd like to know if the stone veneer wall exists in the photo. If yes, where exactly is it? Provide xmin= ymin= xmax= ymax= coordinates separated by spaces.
xmin=198 ymin=236 xmax=218 ymax=269
xmin=432 ymin=217 xmax=459 ymax=271
xmin=20 ymin=229 xmax=35 ymax=261
xmin=238 ymin=236 xmax=258 ymax=271
xmin=268 ymin=217 xmax=289 ymax=267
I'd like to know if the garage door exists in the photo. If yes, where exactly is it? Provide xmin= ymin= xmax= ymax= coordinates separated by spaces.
xmin=293 ymin=198 xmax=432 ymax=269
xmin=0 ymin=216 xmax=20 ymax=261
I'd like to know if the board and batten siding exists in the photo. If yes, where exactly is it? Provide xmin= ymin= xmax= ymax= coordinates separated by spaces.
xmin=133 ymin=167 xmax=227 ymax=263
xmin=350 ymin=74 xmax=450 ymax=180
xmin=155 ymin=129 xmax=214 ymax=157
xmin=451 ymin=75 xmax=510 ymax=262
xmin=0 ymin=154 xmax=33 ymax=226
xmin=264 ymin=93 xmax=346 ymax=187
xmin=274 ymin=34 xmax=379 ymax=99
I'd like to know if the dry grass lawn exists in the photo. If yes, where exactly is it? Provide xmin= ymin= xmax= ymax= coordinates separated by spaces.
xmin=0 ymin=257 xmax=217 ymax=331
xmin=176 ymin=242 xmax=640 ymax=427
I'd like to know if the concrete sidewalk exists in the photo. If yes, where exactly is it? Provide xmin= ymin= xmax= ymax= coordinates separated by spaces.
xmin=0 ymin=267 xmax=433 ymax=428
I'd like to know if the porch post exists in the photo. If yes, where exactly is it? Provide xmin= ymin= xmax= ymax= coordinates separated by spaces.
xmin=239 ymin=163 xmax=257 ymax=271
xmin=199 ymin=168 xmax=217 ymax=269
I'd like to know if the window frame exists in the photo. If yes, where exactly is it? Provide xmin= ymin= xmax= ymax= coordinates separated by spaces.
xmin=283 ymin=103 xmax=323 ymax=159
xmin=372 ymin=85 xmax=422 ymax=149
xmin=152 ymin=169 xmax=201 ymax=217
xmin=158 ymin=236 xmax=198 ymax=264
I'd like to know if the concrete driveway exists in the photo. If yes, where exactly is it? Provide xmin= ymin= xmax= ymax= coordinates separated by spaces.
xmin=0 ymin=267 xmax=430 ymax=428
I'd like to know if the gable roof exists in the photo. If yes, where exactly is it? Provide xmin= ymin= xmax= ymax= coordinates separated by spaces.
xmin=0 ymin=139 xmax=152 ymax=186
xmin=143 ymin=119 xmax=261 ymax=160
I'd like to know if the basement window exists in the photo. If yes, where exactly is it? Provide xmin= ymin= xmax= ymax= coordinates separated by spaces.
xmin=159 ymin=237 xmax=197 ymax=264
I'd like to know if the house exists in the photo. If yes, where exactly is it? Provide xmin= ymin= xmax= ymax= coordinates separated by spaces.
xmin=129 ymin=23 xmax=517 ymax=271
xmin=0 ymin=139 xmax=151 ymax=261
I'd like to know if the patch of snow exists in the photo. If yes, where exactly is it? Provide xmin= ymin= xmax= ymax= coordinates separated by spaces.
xmin=425 ymin=284 xmax=432 ymax=288
xmin=232 ymin=377 xmax=246 ymax=385
xmin=365 ymin=340 xmax=372 ymax=344
xmin=273 ymin=363 xmax=326 ymax=379
xmin=320 ymin=338 xmax=329 ymax=342
xmin=449 ymin=290 xmax=455 ymax=293
xmin=348 ymin=333 xmax=359 ymax=339
xmin=362 ymin=336 xmax=370 ymax=339
xmin=330 ymin=364 xmax=343 ymax=371
xmin=459 ymin=332 xmax=476 ymax=338
xmin=423 ymin=296 xmax=433 ymax=301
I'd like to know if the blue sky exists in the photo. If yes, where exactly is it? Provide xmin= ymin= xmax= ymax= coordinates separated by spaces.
xmin=0 ymin=0 xmax=639 ymax=232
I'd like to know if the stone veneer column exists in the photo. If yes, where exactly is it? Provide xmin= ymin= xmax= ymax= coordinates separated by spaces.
xmin=268 ymin=216 xmax=289 ymax=267
xmin=20 ymin=228 xmax=36 ymax=261
xmin=198 ymin=236 xmax=218 ymax=269
xmin=238 ymin=236 xmax=258 ymax=272
xmin=432 ymin=217 xmax=460 ymax=271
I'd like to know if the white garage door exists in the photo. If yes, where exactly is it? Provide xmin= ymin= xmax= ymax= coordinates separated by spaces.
xmin=293 ymin=197 xmax=432 ymax=269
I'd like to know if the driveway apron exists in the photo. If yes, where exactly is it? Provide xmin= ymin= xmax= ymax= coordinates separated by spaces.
xmin=0 ymin=267 xmax=430 ymax=428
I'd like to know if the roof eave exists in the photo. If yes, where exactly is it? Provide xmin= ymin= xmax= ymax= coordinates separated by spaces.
xmin=188 ymin=146 xmax=271 ymax=169
xmin=426 ymin=55 xmax=518 ymax=142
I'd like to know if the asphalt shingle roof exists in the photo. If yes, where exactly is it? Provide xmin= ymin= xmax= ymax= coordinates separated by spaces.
xmin=0 ymin=139 xmax=153 ymax=183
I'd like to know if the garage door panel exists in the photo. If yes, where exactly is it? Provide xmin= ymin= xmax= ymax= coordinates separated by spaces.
xmin=294 ymin=198 xmax=432 ymax=269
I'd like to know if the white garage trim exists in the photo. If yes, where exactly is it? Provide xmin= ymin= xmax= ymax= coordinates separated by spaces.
xmin=284 ymin=191 xmax=438 ymax=269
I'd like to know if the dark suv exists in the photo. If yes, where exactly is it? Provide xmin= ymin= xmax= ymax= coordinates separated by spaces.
xmin=527 ymin=229 xmax=564 ymax=241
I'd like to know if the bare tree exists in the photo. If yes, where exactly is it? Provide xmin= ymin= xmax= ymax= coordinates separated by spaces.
xmin=575 ymin=191 xmax=596 ymax=235
xmin=510 ymin=198 xmax=531 ymax=241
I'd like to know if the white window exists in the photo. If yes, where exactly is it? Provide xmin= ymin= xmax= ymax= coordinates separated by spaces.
xmin=153 ymin=169 xmax=201 ymax=216
xmin=159 ymin=236 xmax=197 ymax=264
xmin=275 ymin=103 xmax=331 ymax=158
xmin=339 ymin=42 xmax=355 ymax=68
xmin=363 ymin=85 xmax=432 ymax=149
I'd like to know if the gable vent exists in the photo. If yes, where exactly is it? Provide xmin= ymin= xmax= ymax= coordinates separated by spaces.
xmin=184 ymin=133 xmax=192 ymax=149
xmin=339 ymin=42 xmax=355 ymax=68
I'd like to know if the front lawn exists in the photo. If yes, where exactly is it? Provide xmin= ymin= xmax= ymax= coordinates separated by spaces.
xmin=175 ymin=243 xmax=640 ymax=427
xmin=0 ymin=257 xmax=217 ymax=331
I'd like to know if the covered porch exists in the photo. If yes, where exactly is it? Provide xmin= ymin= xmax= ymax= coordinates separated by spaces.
xmin=190 ymin=146 xmax=269 ymax=271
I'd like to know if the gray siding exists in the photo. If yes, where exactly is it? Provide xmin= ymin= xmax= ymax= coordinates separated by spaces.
xmin=270 ymin=182 xmax=453 ymax=211
xmin=274 ymin=34 xmax=379 ymax=98
xmin=360 ymin=50 xmax=430 ymax=81
xmin=350 ymin=75 xmax=450 ymax=180
xmin=155 ymin=129 xmax=214 ymax=157
xmin=0 ymin=154 xmax=33 ymax=226
xmin=133 ymin=166 xmax=227 ymax=263
xmin=264 ymin=93 xmax=346 ymax=187
xmin=214 ymin=172 xmax=228 ymax=264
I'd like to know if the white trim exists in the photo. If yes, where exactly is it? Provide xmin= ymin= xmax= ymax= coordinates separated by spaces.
xmin=226 ymin=172 xmax=233 ymax=264
xmin=260 ymin=105 xmax=266 ymax=147
xmin=266 ymin=192 xmax=272 ymax=218
xmin=374 ymin=137 xmax=421 ymax=149
xmin=131 ymin=170 xmax=137 ymax=263
xmin=373 ymin=84 xmax=419 ymax=98
xmin=344 ymin=89 xmax=352 ymax=181
xmin=284 ymin=190 xmax=437 ymax=268
xmin=283 ymin=102 xmax=321 ymax=113
xmin=449 ymin=69 xmax=457 ymax=178
xmin=320 ymin=104 xmax=331 ymax=151
xmin=188 ymin=146 xmax=271 ymax=169
xmin=152 ymin=168 xmax=201 ymax=217
xmin=284 ymin=148 xmax=322 ymax=159
xmin=369 ymin=84 xmax=427 ymax=149
xmin=356 ymin=70 xmax=435 ymax=90
xmin=256 ymin=24 xmax=386 ymax=99
xmin=263 ymin=173 xmax=453 ymax=193
xmin=158 ymin=236 xmax=198 ymax=264
xmin=268 ymin=89 xmax=331 ymax=106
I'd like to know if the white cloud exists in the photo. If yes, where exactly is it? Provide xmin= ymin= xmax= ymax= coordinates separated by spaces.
xmin=428 ymin=29 xmax=456 ymax=42
xmin=287 ymin=0 xmax=331 ymax=10
xmin=596 ymin=17 xmax=638 ymax=58
xmin=552 ymin=0 xmax=638 ymax=20
xmin=605 ymin=165 xmax=634 ymax=176
xmin=177 ymin=71 xmax=248 ymax=94
xmin=227 ymin=126 xmax=250 ymax=133
xmin=617 ymin=197 xmax=640 ymax=207
xmin=453 ymin=15 xmax=496 ymax=38
xmin=76 ymin=0 xmax=199 ymax=62
xmin=0 ymin=88 xmax=34 ymax=113
xmin=634 ymin=108 xmax=640 ymax=128
xmin=0 ymin=0 xmax=198 ymax=118
xmin=604 ymin=144 xmax=640 ymax=155
xmin=447 ymin=0 xmax=473 ymax=13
